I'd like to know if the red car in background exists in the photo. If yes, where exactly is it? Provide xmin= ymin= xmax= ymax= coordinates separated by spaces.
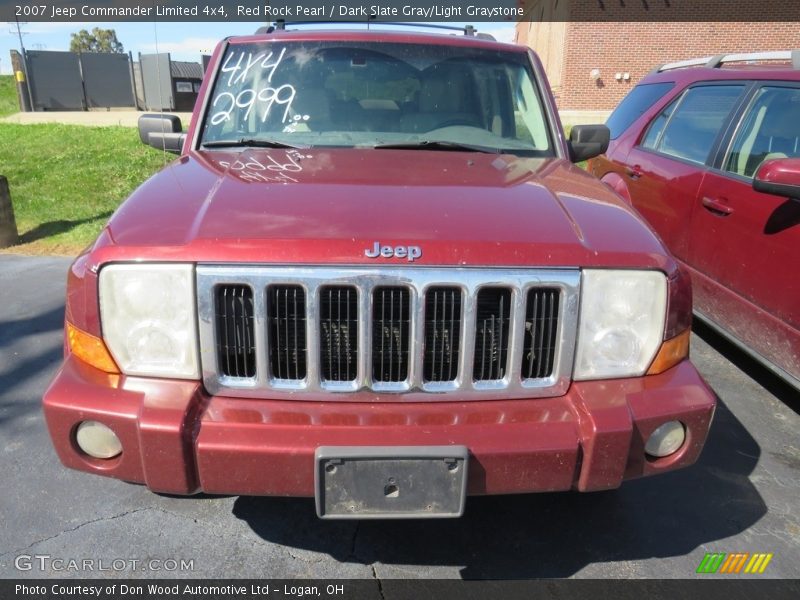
xmin=591 ymin=51 xmax=800 ymax=391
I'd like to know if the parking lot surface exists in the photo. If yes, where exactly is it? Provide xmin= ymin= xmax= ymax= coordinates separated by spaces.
xmin=0 ymin=254 xmax=798 ymax=579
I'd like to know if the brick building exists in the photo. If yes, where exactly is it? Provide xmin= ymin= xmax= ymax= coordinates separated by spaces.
xmin=515 ymin=0 xmax=800 ymax=112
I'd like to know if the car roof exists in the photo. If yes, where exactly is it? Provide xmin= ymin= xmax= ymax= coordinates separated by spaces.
xmin=226 ymin=29 xmax=526 ymax=53
xmin=640 ymin=64 xmax=800 ymax=86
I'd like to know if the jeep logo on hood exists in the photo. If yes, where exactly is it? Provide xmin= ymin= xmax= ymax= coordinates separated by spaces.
xmin=364 ymin=241 xmax=422 ymax=262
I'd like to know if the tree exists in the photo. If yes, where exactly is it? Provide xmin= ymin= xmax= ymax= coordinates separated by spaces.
xmin=69 ymin=28 xmax=125 ymax=54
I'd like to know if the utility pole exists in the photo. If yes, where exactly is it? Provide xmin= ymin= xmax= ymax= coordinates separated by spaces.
xmin=11 ymin=16 xmax=34 ymax=111
xmin=13 ymin=15 xmax=26 ymax=52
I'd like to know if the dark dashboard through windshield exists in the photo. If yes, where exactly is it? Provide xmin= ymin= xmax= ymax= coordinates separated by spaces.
xmin=200 ymin=40 xmax=555 ymax=155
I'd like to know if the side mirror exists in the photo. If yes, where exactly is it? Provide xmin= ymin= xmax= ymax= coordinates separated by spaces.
xmin=138 ymin=113 xmax=185 ymax=154
xmin=568 ymin=124 xmax=610 ymax=163
xmin=753 ymin=158 xmax=800 ymax=199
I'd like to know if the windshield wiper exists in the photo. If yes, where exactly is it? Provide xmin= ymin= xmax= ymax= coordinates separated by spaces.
xmin=201 ymin=138 xmax=308 ymax=149
xmin=373 ymin=140 xmax=502 ymax=154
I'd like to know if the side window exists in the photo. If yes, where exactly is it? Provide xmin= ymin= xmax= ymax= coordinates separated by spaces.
xmin=640 ymin=85 xmax=746 ymax=165
xmin=641 ymin=98 xmax=676 ymax=149
xmin=723 ymin=86 xmax=800 ymax=178
xmin=515 ymin=69 xmax=549 ymax=149
xmin=605 ymin=82 xmax=675 ymax=140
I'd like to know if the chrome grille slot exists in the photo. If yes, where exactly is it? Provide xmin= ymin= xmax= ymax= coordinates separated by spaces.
xmin=372 ymin=287 xmax=411 ymax=383
xmin=197 ymin=267 xmax=579 ymax=402
xmin=423 ymin=287 xmax=462 ymax=383
xmin=320 ymin=286 xmax=358 ymax=382
xmin=473 ymin=288 xmax=511 ymax=381
xmin=522 ymin=288 xmax=560 ymax=380
xmin=268 ymin=285 xmax=307 ymax=381
xmin=215 ymin=285 xmax=255 ymax=379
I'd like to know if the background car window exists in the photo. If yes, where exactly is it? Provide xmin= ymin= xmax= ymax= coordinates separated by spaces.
xmin=723 ymin=86 xmax=800 ymax=178
xmin=606 ymin=82 xmax=674 ymax=140
xmin=641 ymin=97 xmax=677 ymax=149
xmin=642 ymin=85 xmax=745 ymax=164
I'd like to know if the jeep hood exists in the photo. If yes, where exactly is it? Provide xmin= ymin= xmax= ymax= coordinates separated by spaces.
xmin=102 ymin=149 xmax=671 ymax=270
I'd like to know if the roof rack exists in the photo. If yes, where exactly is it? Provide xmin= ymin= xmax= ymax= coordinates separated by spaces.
xmin=652 ymin=50 xmax=800 ymax=73
xmin=255 ymin=20 xmax=492 ymax=39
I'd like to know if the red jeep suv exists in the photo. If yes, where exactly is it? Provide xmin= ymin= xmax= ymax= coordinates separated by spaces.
xmin=591 ymin=51 xmax=800 ymax=391
xmin=42 ymin=26 xmax=716 ymax=518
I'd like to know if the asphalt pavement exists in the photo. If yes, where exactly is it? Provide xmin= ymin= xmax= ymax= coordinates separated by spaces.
xmin=0 ymin=254 xmax=798 ymax=580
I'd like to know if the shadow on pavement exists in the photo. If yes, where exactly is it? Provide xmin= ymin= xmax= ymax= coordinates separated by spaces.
xmin=0 ymin=305 xmax=64 ymax=426
xmin=0 ymin=306 xmax=64 ymax=349
xmin=693 ymin=320 xmax=799 ymax=415
xmin=233 ymin=397 xmax=765 ymax=578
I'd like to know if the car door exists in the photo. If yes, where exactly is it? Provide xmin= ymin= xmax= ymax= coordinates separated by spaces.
xmin=622 ymin=83 xmax=748 ymax=260
xmin=689 ymin=83 xmax=800 ymax=380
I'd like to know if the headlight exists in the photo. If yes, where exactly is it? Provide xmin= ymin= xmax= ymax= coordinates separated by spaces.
xmin=99 ymin=264 xmax=199 ymax=379
xmin=574 ymin=269 xmax=667 ymax=380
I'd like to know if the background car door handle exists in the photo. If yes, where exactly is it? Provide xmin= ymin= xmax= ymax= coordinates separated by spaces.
xmin=625 ymin=166 xmax=642 ymax=180
xmin=702 ymin=197 xmax=734 ymax=216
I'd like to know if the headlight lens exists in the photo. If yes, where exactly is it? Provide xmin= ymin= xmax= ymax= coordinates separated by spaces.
xmin=99 ymin=264 xmax=199 ymax=379
xmin=574 ymin=269 xmax=667 ymax=380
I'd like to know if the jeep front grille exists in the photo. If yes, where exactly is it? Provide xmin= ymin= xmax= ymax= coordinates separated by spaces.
xmin=372 ymin=287 xmax=411 ymax=383
xmin=523 ymin=288 xmax=560 ymax=380
xmin=197 ymin=267 xmax=580 ymax=402
xmin=215 ymin=285 xmax=256 ymax=379
xmin=268 ymin=285 xmax=307 ymax=381
xmin=320 ymin=286 xmax=358 ymax=383
xmin=423 ymin=287 xmax=462 ymax=383
xmin=473 ymin=288 xmax=512 ymax=381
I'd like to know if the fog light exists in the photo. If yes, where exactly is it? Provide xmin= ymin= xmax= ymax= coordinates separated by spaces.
xmin=76 ymin=421 xmax=122 ymax=459
xmin=644 ymin=421 xmax=685 ymax=458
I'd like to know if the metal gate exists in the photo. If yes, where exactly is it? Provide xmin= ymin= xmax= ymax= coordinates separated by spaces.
xmin=80 ymin=53 xmax=135 ymax=108
xmin=140 ymin=53 xmax=175 ymax=111
xmin=25 ymin=51 xmax=84 ymax=111
xmin=24 ymin=50 xmax=136 ymax=111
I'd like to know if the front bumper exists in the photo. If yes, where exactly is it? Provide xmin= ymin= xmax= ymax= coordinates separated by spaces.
xmin=43 ymin=356 xmax=715 ymax=496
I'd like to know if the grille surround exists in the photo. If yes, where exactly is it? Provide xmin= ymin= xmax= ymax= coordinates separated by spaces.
xmin=197 ymin=266 xmax=580 ymax=401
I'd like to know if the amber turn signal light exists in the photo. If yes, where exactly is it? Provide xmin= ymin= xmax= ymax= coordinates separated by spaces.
xmin=647 ymin=329 xmax=690 ymax=376
xmin=66 ymin=322 xmax=120 ymax=374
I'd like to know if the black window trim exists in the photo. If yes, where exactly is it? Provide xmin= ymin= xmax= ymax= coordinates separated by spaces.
xmin=634 ymin=80 xmax=754 ymax=170
xmin=708 ymin=80 xmax=800 ymax=185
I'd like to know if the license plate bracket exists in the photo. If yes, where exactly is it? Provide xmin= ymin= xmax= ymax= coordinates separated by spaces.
xmin=315 ymin=446 xmax=468 ymax=519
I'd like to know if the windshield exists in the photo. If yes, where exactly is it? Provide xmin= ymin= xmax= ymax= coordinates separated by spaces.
xmin=200 ymin=40 xmax=554 ymax=155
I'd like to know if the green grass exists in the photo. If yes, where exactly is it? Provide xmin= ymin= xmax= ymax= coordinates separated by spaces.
xmin=0 ymin=75 xmax=18 ymax=117
xmin=0 ymin=123 xmax=167 ymax=254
